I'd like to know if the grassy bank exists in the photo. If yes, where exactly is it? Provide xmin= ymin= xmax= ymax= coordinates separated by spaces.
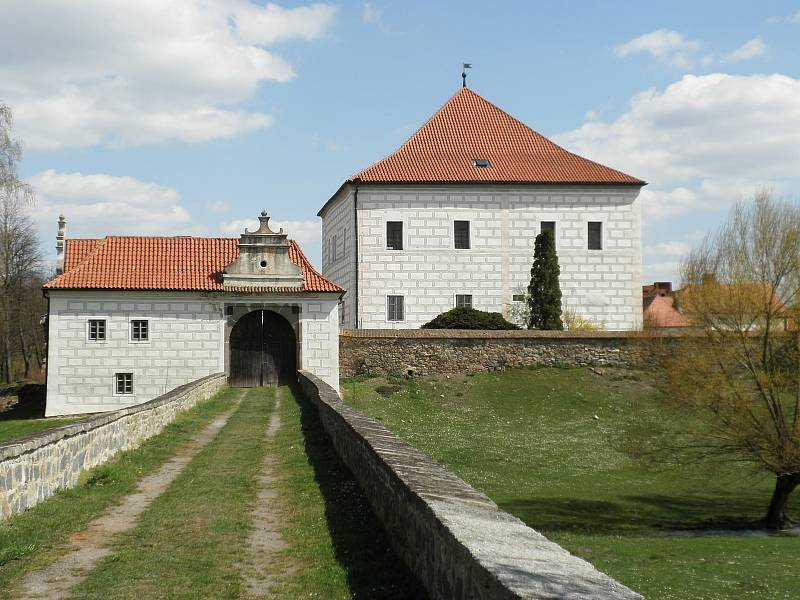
xmin=268 ymin=386 xmax=427 ymax=599
xmin=0 ymin=386 xmax=237 ymax=597
xmin=0 ymin=416 xmax=81 ymax=444
xmin=344 ymin=367 xmax=800 ymax=600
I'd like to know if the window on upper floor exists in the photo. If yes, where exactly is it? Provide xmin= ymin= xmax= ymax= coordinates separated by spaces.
xmin=339 ymin=300 xmax=346 ymax=325
xmin=386 ymin=221 xmax=403 ymax=250
xmin=512 ymin=294 xmax=525 ymax=302
xmin=387 ymin=295 xmax=404 ymax=321
xmin=115 ymin=372 xmax=133 ymax=395
xmin=88 ymin=319 xmax=106 ymax=341
xmin=588 ymin=222 xmax=603 ymax=250
xmin=455 ymin=294 xmax=473 ymax=309
xmin=454 ymin=220 xmax=470 ymax=249
xmin=131 ymin=319 xmax=149 ymax=341
xmin=540 ymin=221 xmax=555 ymax=238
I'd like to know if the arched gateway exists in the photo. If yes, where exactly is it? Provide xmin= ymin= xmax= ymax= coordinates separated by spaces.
xmin=229 ymin=309 xmax=297 ymax=387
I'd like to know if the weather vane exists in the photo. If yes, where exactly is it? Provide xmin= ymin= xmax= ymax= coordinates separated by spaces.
xmin=462 ymin=63 xmax=472 ymax=88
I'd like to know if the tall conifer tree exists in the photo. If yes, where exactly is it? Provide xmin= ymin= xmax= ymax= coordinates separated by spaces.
xmin=527 ymin=230 xmax=563 ymax=330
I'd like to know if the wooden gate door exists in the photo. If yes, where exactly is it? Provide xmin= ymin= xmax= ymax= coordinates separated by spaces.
xmin=229 ymin=310 xmax=297 ymax=387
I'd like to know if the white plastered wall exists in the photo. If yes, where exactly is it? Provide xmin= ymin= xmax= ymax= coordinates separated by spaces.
xmin=46 ymin=291 xmax=341 ymax=416
xmin=346 ymin=184 xmax=642 ymax=330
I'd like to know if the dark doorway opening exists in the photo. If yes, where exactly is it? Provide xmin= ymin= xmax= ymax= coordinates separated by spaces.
xmin=229 ymin=310 xmax=297 ymax=387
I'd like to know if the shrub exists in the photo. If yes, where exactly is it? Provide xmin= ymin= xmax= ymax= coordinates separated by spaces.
xmin=421 ymin=307 xmax=521 ymax=330
xmin=563 ymin=309 xmax=605 ymax=331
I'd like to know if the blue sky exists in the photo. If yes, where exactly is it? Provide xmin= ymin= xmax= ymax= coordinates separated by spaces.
xmin=3 ymin=1 xmax=800 ymax=283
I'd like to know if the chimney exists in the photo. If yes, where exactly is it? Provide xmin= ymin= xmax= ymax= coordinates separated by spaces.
xmin=55 ymin=214 xmax=66 ymax=275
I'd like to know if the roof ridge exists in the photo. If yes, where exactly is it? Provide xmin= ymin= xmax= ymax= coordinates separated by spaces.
xmin=341 ymin=86 xmax=645 ymax=187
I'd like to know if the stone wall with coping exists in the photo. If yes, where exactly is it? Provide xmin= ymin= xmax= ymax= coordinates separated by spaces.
xmin=298 ymin=370 xmax=643 ymax=600
xmin=0 ymin=373 xmax=226 ymax=520
xmin=340 ymin=329 xmax=679 ymax=377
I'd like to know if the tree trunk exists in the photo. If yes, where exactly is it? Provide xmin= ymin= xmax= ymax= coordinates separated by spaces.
xmin=18 ymin=327 xmax=31 ymax=379
xmin=766 ymin=473 xmax=800 ymax=530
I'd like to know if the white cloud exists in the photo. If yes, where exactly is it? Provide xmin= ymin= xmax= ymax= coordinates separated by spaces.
xmin=363 ymin=2 xmax=382 ymax=25
xmin=723 ymin=36 xmax=766 ymax=62
xmin=614 ymin=30 xmax=766 ymax=68
xmin=644 ymin=260 xmax=682 ymax=285
xmin=644 ymin=241 xmax=691 ymax=258
xmin=220 ymin=218 xmax=320 ymax=245
xmin=766 ymin=10 xmax=800 ymax=24
xmin=0 ymin=1 xmax=337 ymax=150
xmin=555 ymin=73 xmax=800 ymax=219
xmin=614 ymin=29 xmax=701 ymax=68
xmin=29 ymin=170 xmax=201 ymax=239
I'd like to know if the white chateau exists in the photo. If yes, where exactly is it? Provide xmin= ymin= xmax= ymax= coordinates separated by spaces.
xmin=319 ymin=87 xmax=645 ymax=330
xmin=43 ymin=213 xmax=343 ymax=416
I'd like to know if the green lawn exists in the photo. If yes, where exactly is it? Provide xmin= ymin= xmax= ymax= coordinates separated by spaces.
xmin=343 ymin=367 xmax=800 ymax=600
xmin=268 ymin=386 xmax=427 ymax=599
xmin=73 ymin=387 xmax=273 ymax=599
xmin=0 ymin=417 xmax=81 ymax=444
xmin=0 ymin=386 xmax=238 ymax=597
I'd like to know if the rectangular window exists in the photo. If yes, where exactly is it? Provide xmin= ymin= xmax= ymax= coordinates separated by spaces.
xmin=115 ymin=373 xmax=133 ymax=395
xmin=339 ymin=301 xmax=346 ymax=325
xmin=455 ymin=294 xmax=473 ymax=309
xmin=131 ymin=319 xmax=149 ymax=341
xmin=386 ymin=221 xmax=403 ymax=250
xmin=512 ymin=294 xmax=525 ymax=302
xmin=88 ymin=319 xmax=106 ymax=341
xmin=454 ymin=220 xmax=470 ymax=249
xmin=387 ymin=295 xmax=404 ymax=321
xmin=588 ymin=222 xmax=603 ymax=250
xmin=540 ymin=221 xmax=556 ymax=237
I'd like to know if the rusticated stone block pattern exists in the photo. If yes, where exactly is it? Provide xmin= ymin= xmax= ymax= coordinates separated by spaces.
xmin=298 ymin=370 xmax=643 ymax=600
xmin=340 ymin=329 xmax=679 ymax=378
xmin=0 ymin=373 xmax=226 ymax=519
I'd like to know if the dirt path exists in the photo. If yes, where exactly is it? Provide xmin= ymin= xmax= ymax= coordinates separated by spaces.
xmin=241 ymin=386 xmax=287 ymax=598
xmin=13 ymin=390 xmax=245 ymax=600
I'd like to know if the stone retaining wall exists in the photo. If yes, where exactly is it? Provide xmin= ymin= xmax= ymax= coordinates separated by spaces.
xmin=298 ymin=370 xmax=643 ymax=600
xmin=340 ymin=329 xmax=680 ymax=377
xmin=0 ymin=373 xmax=226 ymax=519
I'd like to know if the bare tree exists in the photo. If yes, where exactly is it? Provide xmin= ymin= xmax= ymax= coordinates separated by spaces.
xmin=663 ymin=190 xmax=800 ymax=530
xmin=0 ymin=103 xmax=45 ymax=383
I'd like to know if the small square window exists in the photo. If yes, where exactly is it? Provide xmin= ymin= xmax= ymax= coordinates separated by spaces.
xmin=455 ymin=294 xmax=473 ymax=309
xmin=588 ymin=222 xmax=603 ymax=250
xmin=386 ymin=222 xmax=403 ymax=250
xmin=472 ymin=159 xmax=491 ymax=168
xmin=115 ymin=373 xmax=133 ymax=395
xmin=512 ymin=294 xmax=525 ymax=302
xmin=454 ymin=220 xmax=470 ymax=249
xmin=131 ymin=319 xmax=149 ymax=341
xmin=387 ymin=295 xmax=404 ymax=321
xmin=88 ymin=319 xmax=106 ymax=341
xmin=540 ymin=221 xmax=555 ymax=237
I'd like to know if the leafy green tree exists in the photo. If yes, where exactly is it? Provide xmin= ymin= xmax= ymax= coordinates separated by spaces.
xmin=527 ymin=230 xmax=563 ymax=330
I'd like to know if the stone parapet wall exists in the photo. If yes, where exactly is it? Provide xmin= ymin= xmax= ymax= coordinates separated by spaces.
xmin=0 ymin=373 xmax=226 ymax=519
xmin=340 ymin=329 xmax=681 ymax=377
xmin=298 ymin=370 xmax=643 ymax=600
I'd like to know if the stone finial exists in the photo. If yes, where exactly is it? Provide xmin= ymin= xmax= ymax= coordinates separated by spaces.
xmin=246 ymin=210 xmax=276 ymax=235
xmin=55 ymin=215 xmax=66 ymax=275
xmin=223 ymin=209 xmax=303 ymax=288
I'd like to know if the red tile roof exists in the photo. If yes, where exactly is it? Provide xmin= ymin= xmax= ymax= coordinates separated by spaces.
xmin=44 ymin=237 xmax=343 ymax=293
xmin=643 ymin=296 xmax=691 ymax=328
xmin=350 ymin=87 xmax=644 ymax=185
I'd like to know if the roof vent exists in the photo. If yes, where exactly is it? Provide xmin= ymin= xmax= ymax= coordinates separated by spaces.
xmin=472 ymin=159 xmax=491 ymax=168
